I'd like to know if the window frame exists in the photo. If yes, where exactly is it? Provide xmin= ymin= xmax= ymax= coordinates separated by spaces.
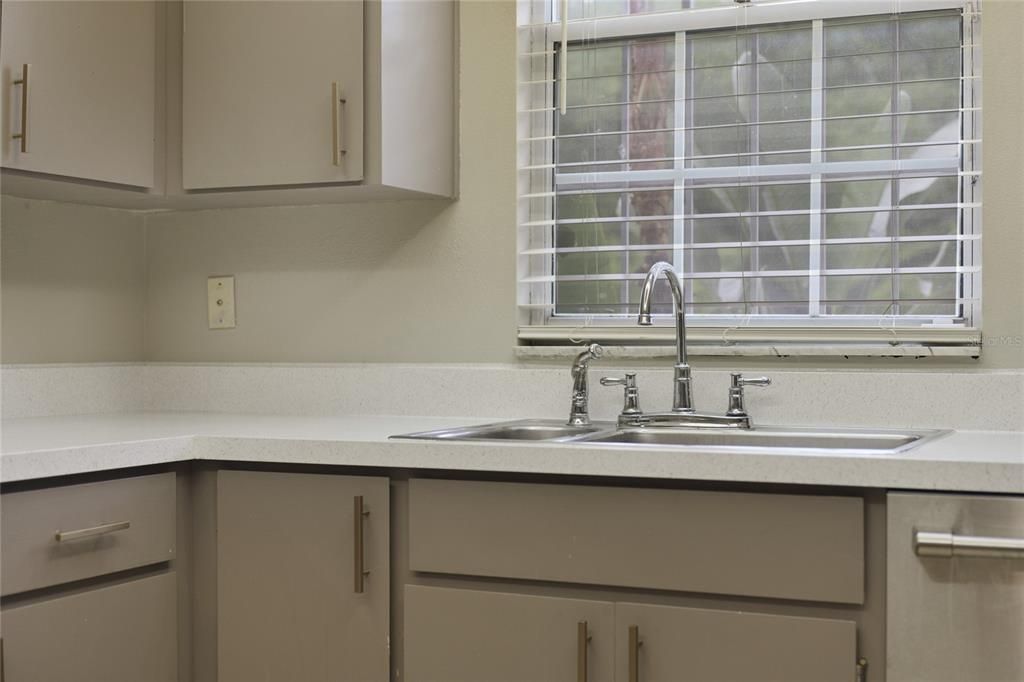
xmin=516 ymin=0 xmax=982 ymax=353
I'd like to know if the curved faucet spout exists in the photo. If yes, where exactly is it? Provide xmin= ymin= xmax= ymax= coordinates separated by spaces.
xmin=637 ymin=261 xmax=688 ymax=368
xmin=638 ymin=261 xmax=684 ymax=326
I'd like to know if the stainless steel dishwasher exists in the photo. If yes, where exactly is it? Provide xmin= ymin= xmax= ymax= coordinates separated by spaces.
xmin=887 ymin=492 xmax=1024 ymax=682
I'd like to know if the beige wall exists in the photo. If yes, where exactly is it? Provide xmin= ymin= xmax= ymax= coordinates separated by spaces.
xmin=145 ymin=0 xmax=516 ymax=363
xmin=1 ymin=197 xmax=146 ymax=363
xmin=3 ymin=1 xmax=1022 ymax=368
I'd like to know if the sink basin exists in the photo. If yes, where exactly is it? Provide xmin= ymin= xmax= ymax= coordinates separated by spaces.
xmin=393 ymin=420 xmax=946 ymax=453
xmin=392 ymin=419 xmax=613 ymax=443
xmin=574 ymin=426 xmax=945 ymax=453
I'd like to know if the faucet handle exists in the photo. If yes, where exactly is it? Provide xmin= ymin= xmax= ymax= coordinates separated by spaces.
xmin=732 ymin=373 xmax=771 ymax=388
xmin=601 ymin=372 xmax=642 ymax=417
xmin=727 ymin=373 xmax=770 ymax=418
xmin=600 ymin=372 xmax=636 ymax=388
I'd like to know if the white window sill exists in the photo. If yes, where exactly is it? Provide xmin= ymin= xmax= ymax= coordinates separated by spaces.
xmin=516 ymin=344 xmax=981 ymax=360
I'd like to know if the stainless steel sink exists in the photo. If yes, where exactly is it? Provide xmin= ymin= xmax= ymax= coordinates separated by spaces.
xmin=574 ymin=426 xmax=946 ymax=453
xmin=392 ymin=419 xmax=947 ymax=453
xmin=391 ymin=419 xmax=614 ymax=443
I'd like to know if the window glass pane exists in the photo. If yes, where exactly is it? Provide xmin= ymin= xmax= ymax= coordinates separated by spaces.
xmin=826 ymin=84 xmax=892 ymax=117
xmin=898 ymin=80 xmax=959 ymax=112
xmin=826 ymin=53 xmax=895 ymax=87
xmin=538 ymin=7 xmax=971 ymax=325
xmin=898 ymin=47 xmax=960 ymax=81
xmin=825 ymin=19 xmax=895 ymax=57
xmin=899 ymin=14 xmax=961 ymax=51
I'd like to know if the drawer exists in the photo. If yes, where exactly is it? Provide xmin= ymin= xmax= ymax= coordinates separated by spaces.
xmin=1 ymin=572 xmax=178 ymax=682
xmin=409 ymin=479 xmax=864 ymax=604
xmin=1 ymin=473 xmax=176 ymax=596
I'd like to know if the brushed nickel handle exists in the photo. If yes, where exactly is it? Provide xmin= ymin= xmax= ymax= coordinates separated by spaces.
xmin=12 ymin=63 xmax=29 ymax=153
xmin=331 ymin=82 xmax=347 ymax=166
xmin=354 ymin=495 xmax=370 ymax=592
xmin=577 ymin=621 xmax=591 ymax=682
xmin=628 ymin=625 xmax=642 ymax=682
xmin=915 ymin=530 xmax=1024 ymax=559
xmin=55 ymin=520 xmax=130 ymax=543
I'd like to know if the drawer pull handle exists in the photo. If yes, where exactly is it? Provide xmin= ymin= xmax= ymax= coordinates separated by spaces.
xmin=915 ymin=530 xmax=1024 ymax=559
xmin=354 ymin=495 xmax=370 ymax=593
xmin=628 ymin=625 xmax=643 ymax=682
xmin=577 ymin=620 xmax=591 ymax=682
xmin=12 ymin=63 xmax=29 ymax=153
xmin=55 ymin=520 xmax=130 ymax=543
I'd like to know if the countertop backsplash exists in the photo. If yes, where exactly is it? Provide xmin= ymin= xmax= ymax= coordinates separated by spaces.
xmin=3 ymin=363 xmax=1022 ymax=432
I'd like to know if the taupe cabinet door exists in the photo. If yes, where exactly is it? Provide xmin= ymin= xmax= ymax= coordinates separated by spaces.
xmin=404 ymin=585 xmax=615 ymax=682
xmin=887 ymin=493 xmax=1024 ymax=682
xmin=614 ymin=602 xmax=856 ymax=682
xmin=182 ymin=1 xmax=364 ymax=189
xmin=1 ymin=573 xmax=177 ymax=682
xmin=0 ymin=1 xmax=156 ymax=186
xmin=215 ymin=470 xmax=388 ymax=682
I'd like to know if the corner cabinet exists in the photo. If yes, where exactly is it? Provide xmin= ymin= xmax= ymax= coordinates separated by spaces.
xmin=2 ymin=0 xmax=456 ymax=208
xmin=0 ymin=473 xmax=179 ymax=682
xmin=194 ymin=469 xmax=390 ymax=682
xmin=0 ymin=1 xmax=158 ymax=187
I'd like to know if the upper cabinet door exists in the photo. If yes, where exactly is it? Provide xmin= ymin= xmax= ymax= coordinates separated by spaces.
xmin=0 ymin=1 xmax=156 ymax=187
xmin=182 ymin=1 xmax=364 ymax=190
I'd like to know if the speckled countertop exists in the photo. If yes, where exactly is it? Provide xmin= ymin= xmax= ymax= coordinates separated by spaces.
xmin=1 ymin=412 xmax=1022 ymax=493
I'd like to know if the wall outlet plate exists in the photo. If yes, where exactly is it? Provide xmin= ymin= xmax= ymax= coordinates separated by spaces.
xmin=208 ymin=276 xmax=236 ymax=329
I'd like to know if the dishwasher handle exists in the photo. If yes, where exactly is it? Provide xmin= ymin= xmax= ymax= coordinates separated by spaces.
xmin=914 ymin=530 xmax=1024 ymax=559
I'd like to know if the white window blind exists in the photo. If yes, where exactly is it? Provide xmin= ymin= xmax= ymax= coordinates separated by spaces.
xmin=516 ymin=0 xmax=982 ymax=350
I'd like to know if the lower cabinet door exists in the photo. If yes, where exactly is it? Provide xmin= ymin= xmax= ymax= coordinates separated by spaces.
xmin=615 ymin=602 xmax=856 ymax=682
xmin=404 ymin=585 xmax=614 ymax=682
xmin=215 ymin=470 xmax=389 ymax=682
xmin=1 ymin=572 xmax=177 ymax=682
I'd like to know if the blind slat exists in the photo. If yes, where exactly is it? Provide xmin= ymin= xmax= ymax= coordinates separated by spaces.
xmin=521 ymin=234 xmax=978 ymax=255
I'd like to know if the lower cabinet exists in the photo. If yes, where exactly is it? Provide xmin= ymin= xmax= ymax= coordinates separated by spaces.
xmin=404 ymin=585 xmax=857 ymax=682
xmin=0 ymin=472 xmax=178 ymax=682
xmin=200 ymin=469 xmax=390 ymax=682
xmin=404 ymin=585 xmax=615 ymax=682
xmin=2 ymin=572 xmax=178 ymax=682
xmin=615 ymin=602 xmax=856 ymax=682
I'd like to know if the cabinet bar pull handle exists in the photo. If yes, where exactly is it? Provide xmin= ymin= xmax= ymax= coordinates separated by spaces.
xmin=915 ymin=530 xmax=1024 ymax=559
xmin=55 ymin=520 xmax=130 ymax=542
xmin=331 ymin=82 xmax=347 ymax=166
xmin=354 ymin=495 xmax=370 ymax=592
xmin=628 ymin=625 xmax=642 ymax=682
xmin=577 ymin=621 xmax=590 ymax=682
xmin=12 ymin=63 xmax=29 ymax=153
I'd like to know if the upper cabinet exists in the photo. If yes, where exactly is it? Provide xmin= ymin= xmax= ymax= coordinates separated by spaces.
xmin=181 ymin=1 xmax=365 ymax=189
xmin=1 ymin=1 xmax=158 ymax=188
xmin=0 ymin=0 xmax=456 ymax=207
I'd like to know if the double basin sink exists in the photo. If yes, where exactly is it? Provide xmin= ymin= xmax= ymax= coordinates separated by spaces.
xmin=394 ymin=419 xmax=947 ymax=454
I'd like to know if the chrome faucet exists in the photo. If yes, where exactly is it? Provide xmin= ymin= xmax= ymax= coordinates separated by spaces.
xmin=567 ymin=343 xmax=603 ymax=426
xmin=638 ymin=261 xmax=693 ymax=413
xmin=621 ymin=261 xmax=770 ymax=429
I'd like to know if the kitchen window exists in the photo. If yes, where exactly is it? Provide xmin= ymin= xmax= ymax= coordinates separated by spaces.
xmin=516 ymin=0 xmax=982 ymax=354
